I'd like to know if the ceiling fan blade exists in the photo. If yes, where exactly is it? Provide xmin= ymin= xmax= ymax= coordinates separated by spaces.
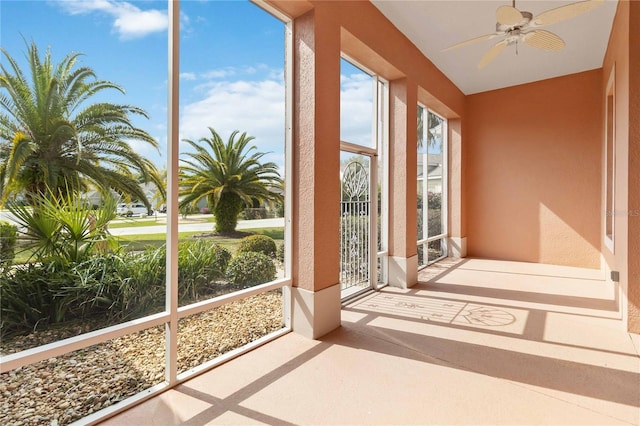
xmin=478 ymin=40 xmax=508 ymax=69
xmin=496 ymin=5 xmax=523 ymax=26
xmin=442 ymin=33 xmax=498 ymax=52
xmin=533 ymin=0 xmax=605 ymax=26
xmin=523 ymin=30 xmax=565 ymax=51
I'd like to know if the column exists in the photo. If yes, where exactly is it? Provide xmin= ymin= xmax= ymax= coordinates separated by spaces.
xmin=388 ymin=79 xmax=418 ymax=288
xmin=291 ymin=8 xmax=342 ymax=338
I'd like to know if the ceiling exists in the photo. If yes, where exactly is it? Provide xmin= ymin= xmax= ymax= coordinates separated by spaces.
xmin=371 ymin=0 xmax=618 ymax=95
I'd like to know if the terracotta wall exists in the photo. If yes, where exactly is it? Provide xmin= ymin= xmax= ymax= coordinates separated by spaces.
xmin=269 ymin=0 xmax=465 ymax=293
xmin=465 ymin=71 xmax=603 ymax=268
xmin=601 ymin=0 xmax=640 ymax=333
xmin=628 ymin=0 xmax=640 ymax=333
xmin=602 ymin=0 xmax=630 ymax=326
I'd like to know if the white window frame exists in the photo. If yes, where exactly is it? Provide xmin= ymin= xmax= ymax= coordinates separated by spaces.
xmin=604 ymin=65 xmax=615 ymax=253
xmin=339 ymin=55 xmax=389 ymax=297
xmin=417 ymin=105 xmax=448 ymax=268
xmin=375 ymin=77 xmax=389 ymax=289
xmin=0 ymin=2 xmax=293 ymax=424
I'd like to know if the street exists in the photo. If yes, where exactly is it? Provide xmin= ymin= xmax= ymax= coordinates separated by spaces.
xmin=0 ymin=210 xmax=284 ymax=236
xmin=109 ymin=217 xmax=285 ymax=236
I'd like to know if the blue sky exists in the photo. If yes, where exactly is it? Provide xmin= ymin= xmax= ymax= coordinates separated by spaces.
xmin=1 ymin=0 xmax=374 ymax=174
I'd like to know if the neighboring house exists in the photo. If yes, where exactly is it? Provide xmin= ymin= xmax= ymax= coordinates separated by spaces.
xmin=417 ymin=153 xmax=443 ymax=193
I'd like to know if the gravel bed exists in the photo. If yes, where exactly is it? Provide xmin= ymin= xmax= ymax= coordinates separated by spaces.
xmin=0 ymin=291 xmax=284 ymax=425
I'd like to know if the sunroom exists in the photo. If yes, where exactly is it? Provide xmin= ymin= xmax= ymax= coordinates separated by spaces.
xmin=1 ymin=0 xmax=639 ymax=424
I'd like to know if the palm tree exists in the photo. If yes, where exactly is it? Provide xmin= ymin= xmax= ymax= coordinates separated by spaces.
xmin=179 ymin=128 xmax=282 ymax=234
xmin=0 ymin=41 xmax=164 ymax=207
xmin=417 ymin=106 xmax=444 ymax=150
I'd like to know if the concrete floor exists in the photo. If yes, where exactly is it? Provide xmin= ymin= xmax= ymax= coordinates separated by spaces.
xmin=102 ymin=258 xmax=640 ymax=425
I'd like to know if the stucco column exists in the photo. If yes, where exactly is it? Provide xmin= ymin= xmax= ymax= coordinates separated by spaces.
xmin=627 ymin=0 xmax=640 ymax=334
xmin=447 ymin=118 xmax=466 ymax=257
xmin=388 ymin=79 xmax=418 ymax=288
xmin=291 ymin=8 xmax=341 ymax=338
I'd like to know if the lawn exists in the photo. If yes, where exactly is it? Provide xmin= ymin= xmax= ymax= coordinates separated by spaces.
xmin=12 ymin=227 xmax=285 ymax=263
xmin=118 ymin=227 xmax=284 ymax=252
xmin=108 ymin=214 xmax=216 ymax=229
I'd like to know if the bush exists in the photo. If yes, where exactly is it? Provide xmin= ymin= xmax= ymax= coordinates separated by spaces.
xmin=179 ymin=203 xmax=199 ymax=219
xmin=0 ymin=257 xmax=129 ymax=335
xmin=1 ymin=262 xmax=62 ymax=334
xmin=243 ymin=208 xmax=268 ymax=220
xmin=0 ymin=221 xmax=17 ymax=267
xmin=226 ymin=252 xmax=275 ymax=287
xmin=237 ymin=234 xmax=277 ymax=258
xmin=178 ymin=240 xmax=231 ymax=299
xmin=274 ymin=202 xmax=284 ymax=218
xmin=0 ymin=240 xmax=234 ymax=336
xmin=8 ymin=189 xmax=115 ymax=264
xmin=276 ymin=242 xmax=285 ymax=264
xmin=126 ymin=240 xmax=232 ymax=305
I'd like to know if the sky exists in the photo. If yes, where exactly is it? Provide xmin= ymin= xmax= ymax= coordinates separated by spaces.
xmin=1 ymin=0 xmax=375 ymax=175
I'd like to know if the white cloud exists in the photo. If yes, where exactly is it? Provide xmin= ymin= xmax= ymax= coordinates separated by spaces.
xmin=54 ymin=0 xmax=168 ymax=39
xmin=177 ymin=68 xmax=373 ymax=173
xmin=180 ymin=72 xmax=197 ymax=81
xmin=200 ymin=68 xmax=236 ymax=80
xmin=126 ymin=137 xmax=163 ymax=161
xmin=180 ymin=77 xmax=286 ymax=170
xmin=340 ymin=73 xmax=374 ymax=146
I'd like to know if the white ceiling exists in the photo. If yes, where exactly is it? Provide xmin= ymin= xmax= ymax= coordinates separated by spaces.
xmin=371 ymin=0 xmax=618 ymax=95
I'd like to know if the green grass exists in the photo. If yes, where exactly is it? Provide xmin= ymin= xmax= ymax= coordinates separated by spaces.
xmin=108 ymin=215 xmax=216 ymax=229
xmin=12 ymin=227 xmax=284 ymax=263
xmin=108 ymin=219 xmax=163 ymax=229
xmin=117 ymin=227 xmax=284 ymax=253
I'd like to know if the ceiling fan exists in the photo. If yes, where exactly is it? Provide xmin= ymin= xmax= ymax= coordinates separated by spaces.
xmin=442 ymin=0 xmax=605 ymax=69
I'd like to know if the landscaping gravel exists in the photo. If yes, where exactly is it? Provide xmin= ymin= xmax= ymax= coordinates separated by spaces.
xmin=0 ymin=291 xmax=283 ymax=425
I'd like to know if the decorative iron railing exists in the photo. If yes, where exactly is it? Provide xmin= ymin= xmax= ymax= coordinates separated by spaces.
xmin=340 ymin=161 xmax=370 ymax=292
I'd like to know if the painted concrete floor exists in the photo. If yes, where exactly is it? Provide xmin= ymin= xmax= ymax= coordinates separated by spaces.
xmin=102 ymin=258 xmax=640 ymax=425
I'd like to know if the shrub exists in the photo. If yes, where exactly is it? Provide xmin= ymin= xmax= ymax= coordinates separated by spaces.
xmin=178 ymin=240 xmax=231 ymax=299
xmin=226 ymin=252 xmax=275 ymax=287
xmin=0 ymin=256 xmax=129 ymax=335
xmin=123 ymin=247 xmax=166 ymax=317
xmin=276 ymin=242 xmax=285 ymax=264
xmin=0 ymin=221 xmax=17 ymax=267
xmin=274 ymin=201 xmax=284 ymax=218
xmin=1 ymin=262 xmax=60 ymax=334
xmin=243 ymin=208 xmax=267 ymax=220
xmin=8 ymin=188 xmax=115 ymax=264
xmin=237 ymin=234 xmax=277 ymax=258
xmin=179 ymin=203 xmax=199 ymax=219
xmin=0 ymin=240 xmax=234 ymax=336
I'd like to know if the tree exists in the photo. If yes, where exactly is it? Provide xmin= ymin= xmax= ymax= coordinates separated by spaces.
xmin=179 ymin=128 xmax=282 ymax=234
xmin=0 ymin=41 xmax=164 ymax=207
xmin=417 ymin=106 xmax=444 ymax=150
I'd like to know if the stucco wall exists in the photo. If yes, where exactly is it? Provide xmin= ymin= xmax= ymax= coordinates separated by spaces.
xmin=601 ymin=0 xmax=640 ymax=333
xmin=272 ymin=0 xmax=465 ymax=293
xmin=269 ymin=0 xmax=639 ymax=335
xmin=465 ymin=71 xmax=603 ymax=268
xmin=628 ymin=0 xmax=640 ymax=333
